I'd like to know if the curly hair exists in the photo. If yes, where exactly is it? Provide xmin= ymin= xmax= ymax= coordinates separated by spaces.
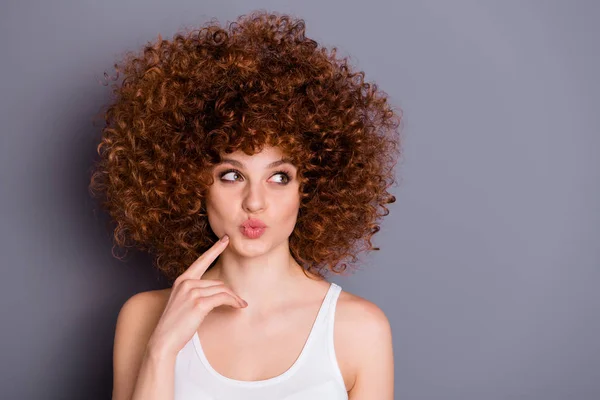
xmin=88 ymin=10 xmax=403 ymax=285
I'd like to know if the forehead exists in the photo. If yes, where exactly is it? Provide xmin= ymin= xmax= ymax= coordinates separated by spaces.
xmin=219 ymin=146 xmax=293 ymax=167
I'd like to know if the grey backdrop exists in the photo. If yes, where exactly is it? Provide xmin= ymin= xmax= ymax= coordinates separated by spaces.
xmin=1 ymin=1 xmax=598 ymax=399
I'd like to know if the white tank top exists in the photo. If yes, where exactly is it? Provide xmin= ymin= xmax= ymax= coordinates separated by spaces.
xmin=173 ymin=282 xmax=348 ymax=400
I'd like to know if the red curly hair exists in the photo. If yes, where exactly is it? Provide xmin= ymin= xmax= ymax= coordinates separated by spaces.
xmin=89 ymin=10 xmax=403 ymax=285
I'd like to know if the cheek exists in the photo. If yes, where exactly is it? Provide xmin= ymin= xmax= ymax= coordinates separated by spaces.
xmin=205 ymin=190 xmax=232 ymax=227
xmin=277 ymin=194 xmax=301 ymax=224
xmin=207 ymin=187 xmax=236 ymax=209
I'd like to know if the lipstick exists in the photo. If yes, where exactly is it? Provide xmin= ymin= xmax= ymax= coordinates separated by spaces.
xmin=240 ymin=218 xmax=267 ymax=239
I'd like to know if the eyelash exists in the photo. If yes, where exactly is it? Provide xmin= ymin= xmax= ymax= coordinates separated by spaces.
xmin=218 ymin=169 xmax=292 ymax=185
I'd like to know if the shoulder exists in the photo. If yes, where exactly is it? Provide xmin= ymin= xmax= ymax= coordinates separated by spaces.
xmin=116 ymin=288 xmax=174 ymax=339
xmin=335 ymin=288 xmax=394 ymax=396
xmin=117 ymin=288 xmax=170 ymax=326
xmin=336 ymin=289 xmax=393 ymax=340
xmin=121 ymin=287 xmax=170 ymax=307
xmin=113 ymin=288 xmax=171 ymax=356
xmin=112 ymin=288 xmax=171 ymax=400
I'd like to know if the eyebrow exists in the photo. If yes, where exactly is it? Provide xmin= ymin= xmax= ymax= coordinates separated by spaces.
xmin=219 ymin=158 xmax=295 ymax=169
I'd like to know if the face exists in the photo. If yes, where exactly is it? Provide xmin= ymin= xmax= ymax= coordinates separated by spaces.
xmin=205 ymin=145 xmax=301 ymax=256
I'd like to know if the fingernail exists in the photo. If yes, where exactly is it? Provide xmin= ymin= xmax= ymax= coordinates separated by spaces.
xmin=242 ymin=300 xmax=248 ymax=307
xmin=220 ymin=234 xmax=229 ymax=243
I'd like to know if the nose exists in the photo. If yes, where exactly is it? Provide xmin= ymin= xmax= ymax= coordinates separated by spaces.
xmin=241 ymin=180 xmax=266 ymax=213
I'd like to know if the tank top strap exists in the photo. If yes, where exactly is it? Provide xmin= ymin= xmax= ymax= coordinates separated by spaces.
xmin=311 ymin=282 xmax=342 ymax=333
xmin=305 ymin=281 xmax=346 ymax=391
xmin=325 ymin=282 xmax=342 ymax=327
xmin=173 ymin=281 xmax=348 ymax=399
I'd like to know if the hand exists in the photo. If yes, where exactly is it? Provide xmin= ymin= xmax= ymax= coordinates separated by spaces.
xmin=146 ymin=234 xmax=247 ymax=358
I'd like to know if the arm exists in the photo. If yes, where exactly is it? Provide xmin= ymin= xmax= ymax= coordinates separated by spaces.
xmin=112 ymin=291 xmax=175 ymax=400
xmin=128 ymin=346 xmax=176 ymax=400
xmin=347 ymin=302 xmax=395 ymax=400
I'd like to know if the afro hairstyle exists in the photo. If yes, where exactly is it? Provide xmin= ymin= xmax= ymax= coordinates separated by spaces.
xmin=89 ymin=10 xmax=403 ymax=284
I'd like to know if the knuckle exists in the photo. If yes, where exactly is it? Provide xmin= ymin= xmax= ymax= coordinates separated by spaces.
xmin=173 ymin=276 xmax=183 ymax=287
xmin=193 ymin=298 xmax=207 ymax=309
xmin=179 ymin=279 xmax=194 ymax=290
xmin=202 ymin=279 xmax=224 ymax=286
xmin=215 ymin=292 xmax=229 ymax=302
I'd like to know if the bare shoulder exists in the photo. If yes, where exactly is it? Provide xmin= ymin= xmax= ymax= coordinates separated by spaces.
xmin=116 ymin=288 xmax=171 ymax=331
xmin=115 ymin=287 xmax=173 ymax=346
xmin=334 ymin=288 xmax=394 ymax=395
xmin=336 ymin=289 xmax=393 ymax=339
xmin=122 ymin=287 xmax=170 ymax=308
xmin=337 ymin=289 xmax=387 ymax=318
xmin=111 ymin=288 xmax=171 ymax=400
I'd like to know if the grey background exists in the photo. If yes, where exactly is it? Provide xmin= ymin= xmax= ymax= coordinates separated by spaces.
xmin=1 ymin=0 xmax=598 ymax=399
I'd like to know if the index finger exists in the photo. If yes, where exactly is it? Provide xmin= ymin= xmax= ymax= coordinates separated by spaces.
xmin=181 ymin=234 xmax=230 ymax=280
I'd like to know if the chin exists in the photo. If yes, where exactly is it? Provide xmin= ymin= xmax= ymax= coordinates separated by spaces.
xmin=231 ymin=235 xmax=273 ymax=256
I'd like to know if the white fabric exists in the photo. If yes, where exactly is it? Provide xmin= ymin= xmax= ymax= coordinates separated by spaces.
xmin=174 ymin=282 xmax=348 ymax=400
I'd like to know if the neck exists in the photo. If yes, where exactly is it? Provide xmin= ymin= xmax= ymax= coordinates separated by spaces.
xmin=203 ymin=240 xmax=322 ymax=316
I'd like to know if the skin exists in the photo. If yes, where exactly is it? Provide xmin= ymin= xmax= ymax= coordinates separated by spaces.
xmin=202 ymin=144 xmax=309 ymax=312
xmin=112 ymin=145 xmax=395 ymax=399
xmin=197 ymin=145 xmax=394 ymax=398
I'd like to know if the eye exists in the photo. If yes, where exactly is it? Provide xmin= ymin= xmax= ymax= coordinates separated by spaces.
xmin=219 ymin=169 xmax=241 ymax=183
xmin=271 ymin=170 xmax=291 ymax=185
xmin=218 ymin=169 xmax=292 ymax=185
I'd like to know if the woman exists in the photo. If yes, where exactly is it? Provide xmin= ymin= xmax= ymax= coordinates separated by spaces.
xmin=89 ymin=10 xmax=402 ymax=400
